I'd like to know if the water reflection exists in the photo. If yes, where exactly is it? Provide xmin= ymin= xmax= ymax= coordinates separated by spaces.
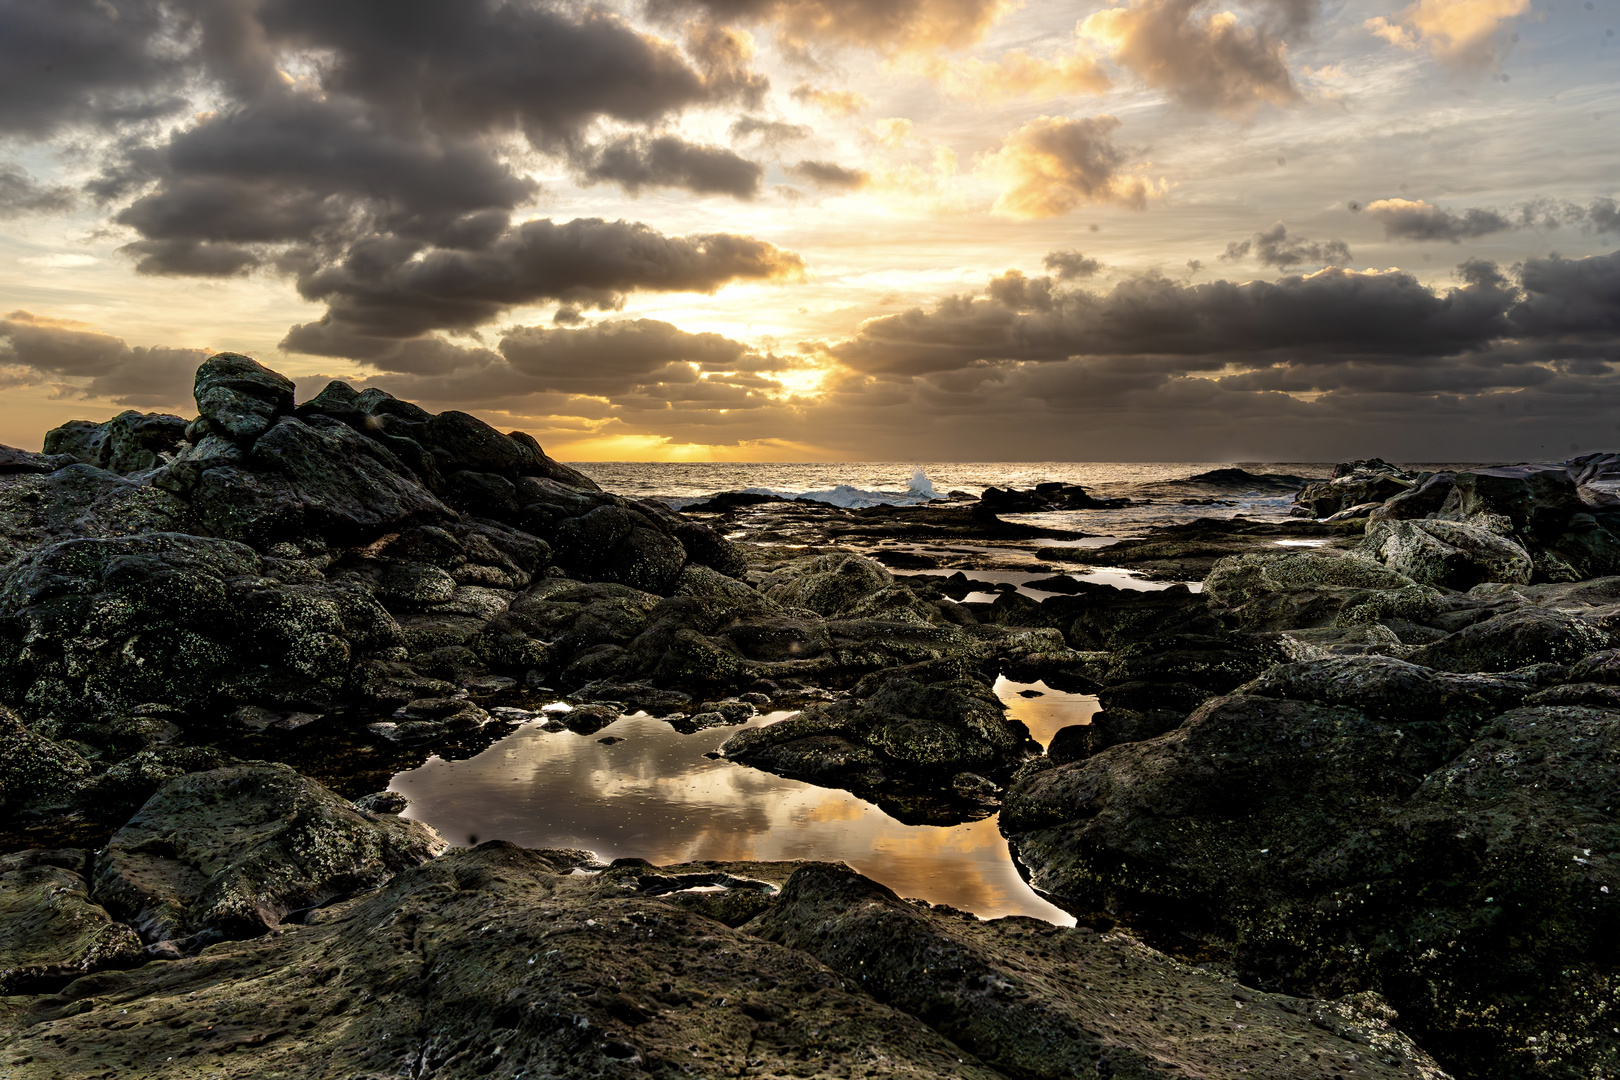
xmin=391 ymin=682 xmax=1101 ymax=925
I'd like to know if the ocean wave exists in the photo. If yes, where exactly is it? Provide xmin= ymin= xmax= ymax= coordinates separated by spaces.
xmin=663 ymin=467 xmax=942 ymax=509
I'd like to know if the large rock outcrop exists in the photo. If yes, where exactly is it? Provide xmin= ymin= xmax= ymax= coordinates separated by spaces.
xmin=0 ymin=844 xmax=1449 ymax=1080
xmin=1000 ymin=652 xmax=1620 ymax=1080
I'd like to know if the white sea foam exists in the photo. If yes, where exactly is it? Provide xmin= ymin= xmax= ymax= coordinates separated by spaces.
xmin=664 ymin=467 xmax=944 ymax=509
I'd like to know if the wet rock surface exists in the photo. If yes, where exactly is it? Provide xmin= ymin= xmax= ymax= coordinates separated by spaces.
xmin=0 ymin=844 xmax=1447 ymax=1080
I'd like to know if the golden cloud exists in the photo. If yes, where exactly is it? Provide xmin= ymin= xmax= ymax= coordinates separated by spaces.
xmin=978 ymin=115 xmax=1161 ymax=218
xmin=1365 ymin=0 xmax=1530 ymax=66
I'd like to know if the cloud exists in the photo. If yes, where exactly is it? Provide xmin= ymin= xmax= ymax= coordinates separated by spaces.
xmin=1081 ymin=0 xmax=1301 ymax=117
xmin=498 ymin=319 xmax=760 ymax=395
xmin=788 ymin=160 xmax=869 ymax=190
xmin=830 ymin=263 xmax=1519 ymax=377
xmin=790 ymin=83 xmax=869 ymax=116
xmin=0 ymin=310 xmax=206 ymax=407
xmin=1221 ymin=222 xmax=1350 ymax=268
xmin=577 ymin=134 xmax=765 ymax=198
xmin=280 ymin=216 xmax=805 ymax=362
xmin=0 ymin=0 xmax=190 ymax=137
xmin=0 ymin=164 xmax=76 ymax=218
xmin=1366 ymin=0 xmax=1529 ymax=67
xmin=978 ymin=116 xmax=1158 ymax=218
xmin=1043 ymin=250 xmax=1104 ymax=280
xmin=1364 ymin=198 xmax=1514 ymax=242
xmin=652 ymin=0 xmax=1012 ymax=54
xmin=730 ymin=117 xmax=813 ymax=145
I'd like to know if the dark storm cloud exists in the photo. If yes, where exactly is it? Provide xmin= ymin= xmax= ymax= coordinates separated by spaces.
xmin=578 ymin=135 xmax=764 ymax=198
xmin=1510 ymin=250 xmax=1620 ymax=337
xmin=1042 ymin=250 xmax=1103 ymax=280
xmin=1363 ymin=198 xmax=1515 ymax=242
xmin=499 ymin=319 xmax=756 ymax=395
xmin=0 ymin=311 xmax=206 ymax=407
xmin=787 ymin=160 xmax=868 ymax=190
xmin=0 ymin=165 xmax=76 ymax=219
xmin=0 ymin=0 xmax=188 ymax=137
xmin=0 ymin=0 xmax=803 ymax=355
xmin=832 ymin=262 xmax=1515 ymax=377
xmin=281 ymin=217 xmax=805 ymax=361
xmin=1221 ymin=223 xmax=1351 ymax=268
xmin=1083 ymin=0 xmax=1302 ymax=117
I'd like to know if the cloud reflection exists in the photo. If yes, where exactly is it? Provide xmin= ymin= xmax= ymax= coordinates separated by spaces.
xmin=392 ymin=708 xmax=1074 ymax=923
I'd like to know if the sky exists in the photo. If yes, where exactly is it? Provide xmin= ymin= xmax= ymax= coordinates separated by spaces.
xmin=0 ymin=0 xmax=1617 ymax=462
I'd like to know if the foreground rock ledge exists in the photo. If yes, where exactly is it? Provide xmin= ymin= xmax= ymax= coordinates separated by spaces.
xmin=0 ymin=843 xmax=1446 ymax=1080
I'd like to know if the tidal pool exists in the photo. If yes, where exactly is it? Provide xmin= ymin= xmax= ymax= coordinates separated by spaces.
xmin=390 ymin=679 xmax=1099 ymax=924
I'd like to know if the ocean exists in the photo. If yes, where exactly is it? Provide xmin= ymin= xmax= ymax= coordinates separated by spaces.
xmin=568 ymin=461 xmax=1336 ymax=506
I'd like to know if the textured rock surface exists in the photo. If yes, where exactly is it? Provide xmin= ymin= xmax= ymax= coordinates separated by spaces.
xmin=0 ymin=845 xmax=1450 ymax=1080
xmin=0 ymin=849 xmax=144 ymax=993
xmin=1000 ymin=674 xmax=1620 ymax=1080
xmin=93 ymin=764 xmax=444 ymax=947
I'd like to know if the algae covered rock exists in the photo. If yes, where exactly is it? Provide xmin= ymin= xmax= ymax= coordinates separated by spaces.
xmin=1364 ymin=518 xmax=1534 ymax=589
xmin=93 ymin=763 xmax=444 ymax=946
xmin=193 ymin=351 xmax=295 ymax=443
xmin=723 ymin=666 xmax=1036 ymax=820
xmin=0 ymin=706 xmax=92 ymax=812
xmin=1000 ymin=688 xmax=1620 ymax=1080
xmin=756 ymin=863 xmax=1450 ymax=1080
xmin=0 ymin=849 xmax=145 ymax=994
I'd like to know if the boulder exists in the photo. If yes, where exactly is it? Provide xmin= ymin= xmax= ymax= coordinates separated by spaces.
xmin=0 ymin=850 xmax=145 ymax=994
xmin=1437 ymin=465 xmax=1583 ymax=542
xmin=0 ymin=533 xmax=406 ymax=723
xmin=1407 ymin=606 xmax=1609 ymax=672
xmin=1001 ymin=690 xmax=1620 ymax=1080
xmin=93 ymin=763 xmax=444 ymax=947
xmin=3 ymin=844 xmax=1452 ymax=1079
xmin=192 ymin=352 xmax=295 ymax=443
xmin=191 ymin=415 xmax=449 ymax=543
xmin=1294 ymin=459 xmax=1416 ymax=518
xmin=756 ymin=864 xmax=1448 ymax=1080
xmin=1363 ymin=518 xmax=1534 ymax=589
xmin=722 ymin=669 xmax=1036 ymax=819
xmin=1368 ymin=472 xmax=1456 ymax=524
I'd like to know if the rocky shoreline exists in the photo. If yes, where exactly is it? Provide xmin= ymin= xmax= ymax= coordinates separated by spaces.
xmin=3 ymin=355 xmax=1619 ymax=1078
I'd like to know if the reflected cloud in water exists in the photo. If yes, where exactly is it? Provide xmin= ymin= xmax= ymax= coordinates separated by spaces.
xmin=392 ymin=682 xmax=1102 ymax=924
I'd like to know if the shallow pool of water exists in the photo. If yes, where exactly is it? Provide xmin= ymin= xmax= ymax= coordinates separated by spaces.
xmin=390 ymin=681 xmax=1100 ymax=924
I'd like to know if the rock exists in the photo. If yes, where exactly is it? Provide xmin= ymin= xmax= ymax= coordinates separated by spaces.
xmin=196 ymin=415 xmax=449 ymax=543
xmin=0 ymin=443 xmax=75 ymax=474
xmin=425 ymin=410 xmax=532 ymax=475
xmin=0 ymin=850 xmax=145 ymax=994
xmin=1294 ymin=459 xmax=1416 ymax=518
xmin=2 ymin=846 xmax=1029 ymax=1079
xmin=723 ymin=670 xmax=1036 ymax=819
xmin=1368 ymin=472 xmax=1456 ymax=524
xmin=192 ymin=352 xmax=295 ymax=443
xmin=0 ymin=706 xmax=92 ymax=812
xmin=1363 ymin=518 xmax=1534 ymax=588
xmin=756 ymin=864 xmax=1448 ymax=1080
xmin=353 ymin=791 xmax=408 ymax=814
xmin=1001 ymin=690 xmax=1620 ymax=1080
xmin=1408 ymin=606 xmax=1609 ymax=672
xmin=93 ymin=764 xmax=444 ymax=947
xmin=0 ymin=532 xmax=405 ymax=723
xmin=1438 ymin=465 xmax=1584 ymax=542
xmin=1203 ymin=549 xmax=1440 ymax=632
